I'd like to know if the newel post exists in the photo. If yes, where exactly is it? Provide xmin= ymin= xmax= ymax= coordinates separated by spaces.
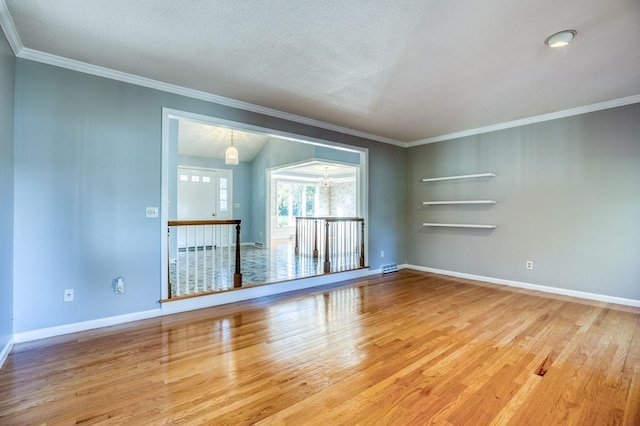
xmin=360 ymin=219 xmax=365 ymax=268
xmin=324 ymin=220 xmax=331 ymax=273
xmin=294 ymin=217 xmax=300 ymax=255
xmin=234 ymin=222 xmax=242 ymax=288
xmin=313 ymin=219 xmax=319 ymax=259
xmin=167 ymin=226 xmax=172 ymax=298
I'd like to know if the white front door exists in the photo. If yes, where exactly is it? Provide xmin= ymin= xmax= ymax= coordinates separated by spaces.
xmin=178 ymin=168 xmax=217 ymax=221
xmin=177 ymin=167 xmax=233 ymax=248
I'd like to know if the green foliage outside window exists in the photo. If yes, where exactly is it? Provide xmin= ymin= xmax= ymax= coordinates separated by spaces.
xmin=276 ymin=181 xmax=317 ymax=227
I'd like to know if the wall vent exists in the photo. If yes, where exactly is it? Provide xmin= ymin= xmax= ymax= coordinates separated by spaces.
xmin=381 ymin=264 xmax=399 ymax=274
xmin=254 ymin=242 xmax=264 ymax=249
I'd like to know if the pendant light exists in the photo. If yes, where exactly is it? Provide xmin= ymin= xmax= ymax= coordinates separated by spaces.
xmin=225 ymin=130 xmax=239 ymax=165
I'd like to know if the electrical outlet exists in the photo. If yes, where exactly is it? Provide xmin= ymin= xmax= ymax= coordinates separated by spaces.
xmin=380 ymin=250 xmax=385 ymax=258
xmin=64 ymin=289 xmax=74 ymax=302
xmin=146 ymin=207 xmax=158 ymax=218
xmin=526 ymin=261 xmax=533 ymax=270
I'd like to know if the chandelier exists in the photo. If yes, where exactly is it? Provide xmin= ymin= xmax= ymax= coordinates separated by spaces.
xmin=318 ymin=166 xmax=333 ymax=187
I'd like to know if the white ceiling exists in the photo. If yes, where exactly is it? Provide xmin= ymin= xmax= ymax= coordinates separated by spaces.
xmin=273 ymin=161 xmax=357 ymax=181
xmin=2 ymin=0 xmax=639 ymax=144
xmin=178 ymin=120 xmax=270 ymax=162
xmin=178 ymin=120 xmax=358 ymax=166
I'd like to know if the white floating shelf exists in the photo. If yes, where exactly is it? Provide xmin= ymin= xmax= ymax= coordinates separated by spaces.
xmin=422 ymin=200 xmax=496 ymax=205
xmin=422 ymin=223 xmax=497 ymax=229
xmin=422 ymin=173 xmax=496 ymax=182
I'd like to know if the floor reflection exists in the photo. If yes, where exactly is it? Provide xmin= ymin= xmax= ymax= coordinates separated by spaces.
xmin=266 ymin=285 xmax=366 ymax=368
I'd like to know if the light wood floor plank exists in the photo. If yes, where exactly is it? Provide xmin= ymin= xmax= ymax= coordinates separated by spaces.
xmin=1 ymin=270 xmax=639 ymax=425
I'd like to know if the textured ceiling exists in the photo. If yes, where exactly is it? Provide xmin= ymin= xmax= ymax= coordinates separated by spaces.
xmin=2 ymin=0 xmax=640 ymax=143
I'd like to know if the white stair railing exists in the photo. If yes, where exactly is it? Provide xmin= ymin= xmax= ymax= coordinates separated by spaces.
xmin=294 ymin=216 xmax=366 ymax=273
xmin=167 ymin=220 xmax=242 ymax=298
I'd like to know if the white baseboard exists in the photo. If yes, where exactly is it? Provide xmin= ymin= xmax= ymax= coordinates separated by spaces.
xmin=18 ymin=265 xmax=627 ymax=346
xmin=162 ymin=268 xmax=378 ymax=315
xmin=13 ymin=309 xmax=162 ymax=344
xmin=0 ymin=336 xmax=13 ymax=370
xmin=406 ymin=265 xmax=640 ymax=308
xmin=12 ymin=269 xmax=384 ymax=343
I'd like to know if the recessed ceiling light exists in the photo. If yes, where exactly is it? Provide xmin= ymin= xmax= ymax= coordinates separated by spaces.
xmin=545 ymin=30 xmax=577 ymax=48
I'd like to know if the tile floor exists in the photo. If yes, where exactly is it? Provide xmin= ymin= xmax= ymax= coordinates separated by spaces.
xmin=170 ymin=240 xmax=324 ymax=296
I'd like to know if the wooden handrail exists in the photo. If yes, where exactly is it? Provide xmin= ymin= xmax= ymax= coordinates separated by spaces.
xmin=167 ymin=219 xmax=242 ymax=298
xmin=296 ymin=216 xmax=362 ymax=221
xmin=168 ymin=219 xmax=241 ymax=227
xmin=325 ymin=217 xmax=364 ymax=223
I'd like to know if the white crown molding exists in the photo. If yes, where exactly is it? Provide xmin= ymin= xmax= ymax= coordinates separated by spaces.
xmin=19 ymin=44 xmax=640 ymax=149
xmin=4 ymin=0 xmax=398 ymax=143
xmin=407 ymin=94 xmax=640 ymax=147
xmin=406 ymin=264 xmax=640 ymax=308
xmin=12 ymin=46 xmax=405 ymax=147
xmin=2 ymin=0 xmax=638 ymax=149
xmin=0 ymin=0 xmax=22 ymax=54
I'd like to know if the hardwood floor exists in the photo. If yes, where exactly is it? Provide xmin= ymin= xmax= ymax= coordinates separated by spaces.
xmin=1 ymin=270 xmax=639 ymax=425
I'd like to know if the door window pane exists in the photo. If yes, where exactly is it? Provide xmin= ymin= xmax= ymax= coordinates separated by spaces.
xmin=219 ymin=178 xmax=228 ymax=212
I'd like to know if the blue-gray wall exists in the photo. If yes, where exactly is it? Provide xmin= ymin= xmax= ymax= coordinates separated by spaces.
xmin=250 ymin=137 xmax=315 ymax=244
xmin=12 ymin=59 xmax=406 ymax=333
xmin=367 ymin=141 xmax=406 ymax=268
xmin=314 ymin=145 xmax=361 ymax=165
xmin=0 ymin=31 xmax=15 ymax=350
xmin=406 ymin=103 xmax=640 ymax=300
xmin=7 ymin=51 xmax=638 ymax=338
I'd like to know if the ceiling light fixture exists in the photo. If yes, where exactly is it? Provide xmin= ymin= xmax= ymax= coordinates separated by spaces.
xmin=318 ymin=166 xmax=333 ymax=187
xmin=225 ymin=130 xmax=239 ymax=165
xmin=545 ymin=30 xmax=577 ymax=48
